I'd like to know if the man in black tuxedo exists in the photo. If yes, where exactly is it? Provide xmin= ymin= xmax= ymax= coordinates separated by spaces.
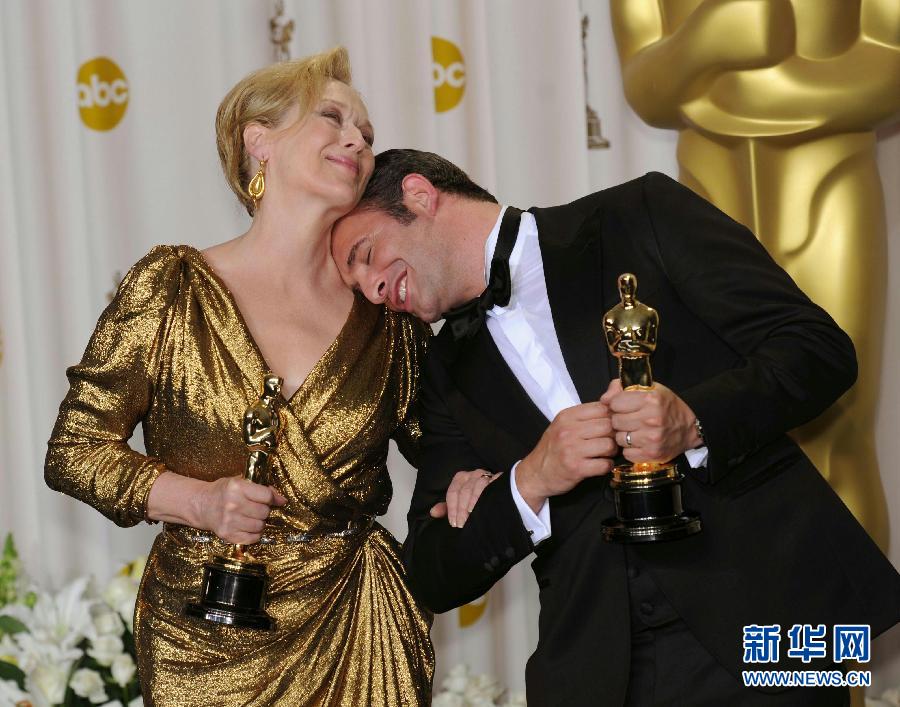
xmin=331 ymin=149 xmax=900 ymax=706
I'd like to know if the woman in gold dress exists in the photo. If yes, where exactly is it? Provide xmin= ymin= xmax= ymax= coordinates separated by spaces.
xmin=45 ymin=47 xmax=434 ymax=706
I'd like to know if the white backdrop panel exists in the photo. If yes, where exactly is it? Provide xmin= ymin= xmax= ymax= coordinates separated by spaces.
xmin=1 ymin=0 xmax=897 ymax=696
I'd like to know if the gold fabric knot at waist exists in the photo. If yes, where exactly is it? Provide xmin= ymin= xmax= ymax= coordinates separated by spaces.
xmin=164 ymin=516 xmax=376 ymax=545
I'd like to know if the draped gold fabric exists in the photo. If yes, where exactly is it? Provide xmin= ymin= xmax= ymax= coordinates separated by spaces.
xmin=45 ymin=245 xmax=434 ymax=706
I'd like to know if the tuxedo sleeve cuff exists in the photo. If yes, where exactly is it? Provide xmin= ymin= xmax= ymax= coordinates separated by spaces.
xmin=510 ymin=461 xmax=552 ymax=544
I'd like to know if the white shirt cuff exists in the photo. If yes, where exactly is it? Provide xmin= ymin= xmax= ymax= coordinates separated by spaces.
xmin=684 ymin=446 xmax=709 ymax=468
xmin=510 ymin=461 xmax=552 ymax=545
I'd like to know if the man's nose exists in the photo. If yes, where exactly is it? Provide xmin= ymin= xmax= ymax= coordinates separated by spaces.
xmin=364 ymin=272 xmax=388 ymax=305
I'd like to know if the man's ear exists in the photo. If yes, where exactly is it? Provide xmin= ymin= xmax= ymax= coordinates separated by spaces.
xmin=243 ymin=123 xmax=269 ymax=163
xmin=401 ymin=174 xmax=438 ymax=217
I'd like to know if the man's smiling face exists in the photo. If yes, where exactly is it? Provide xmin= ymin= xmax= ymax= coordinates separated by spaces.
xmin=331 ymin=208 xmax=451 ymax=323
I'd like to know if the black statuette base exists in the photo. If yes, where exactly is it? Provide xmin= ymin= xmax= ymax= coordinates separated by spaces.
xmin=602 ymin=463 xmax=702 ymax=544
xmin=184 ymin=556 xmax=275 ymax=630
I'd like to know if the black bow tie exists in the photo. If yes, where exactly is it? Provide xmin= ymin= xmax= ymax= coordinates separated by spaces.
xmin=442 ymin=206 xmax=523 ymax=340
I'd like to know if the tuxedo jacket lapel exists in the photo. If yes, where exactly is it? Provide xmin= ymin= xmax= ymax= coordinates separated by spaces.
xmin=532 ymin=205 xmax=612 ymax=403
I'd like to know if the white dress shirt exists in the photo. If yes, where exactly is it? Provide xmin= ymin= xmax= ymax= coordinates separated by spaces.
xmin=481 ymin=207 xmax=708 ymax=544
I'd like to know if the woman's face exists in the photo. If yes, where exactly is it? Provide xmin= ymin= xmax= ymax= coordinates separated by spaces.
xmin=262 ymin=80 xmax=375 ymax=215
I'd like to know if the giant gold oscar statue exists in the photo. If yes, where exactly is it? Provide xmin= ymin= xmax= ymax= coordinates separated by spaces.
xmin=611 ymin=0 xmax=899 ymax=552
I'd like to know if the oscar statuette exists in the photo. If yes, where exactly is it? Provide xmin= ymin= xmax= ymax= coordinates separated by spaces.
xmin=184 ymin=374 xmax=283 ymax=629
xmin=601 ymin=273 xmax=701 ymax=543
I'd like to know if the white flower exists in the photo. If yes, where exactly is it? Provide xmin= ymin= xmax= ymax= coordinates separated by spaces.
xmin=70 ymin=667 xmax=109 ymax=703
xmin=117 ymin=598 xmax=136 ymax=633
xmin=103 ymin=576 xmax=137 ymax=612
xmin=431 ymin=694 xmax=465 ymax=707
xmin=16 ymin=577 xmax=95 ymax=651
xmin=502 ymin=691 xmax=528 ymax=707
xmin=111 ymin=652 xmax=136 ymax=687
xmin=0 ymin=554 xmax=149 ymax=707
xmin=12 ymin=632 xmax=81 ymax=676
xmin=464 ymin=673 xmax=503 ymax=703
xmin=871 ymin=689 xmax=900 ymax=707
xmin=0 ymin=602 xmax=31 ymax=627
xmin=27 ymin=660 xmax=70 ymax=707
xmin=88 ymin=634 xmax=124 ymax=666
xmin=103 ymin=575 xmax=138 ymax=633
xmin=0 ymin=678 xmax=32 ymax=705
xmin=91 ymin=603 xmax=125 ymax=637
xmin=441 ymin=663 xmax=471 ymax=694
xmin=0 ymin=632 xmax=20 ymax=664
xmin=433 ymin=664 xmax=523 ymax=706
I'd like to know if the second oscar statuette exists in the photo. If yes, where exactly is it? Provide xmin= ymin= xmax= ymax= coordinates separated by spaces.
xmin=601 ymin=273 xmax=701 ymax=543
xmin=184 ymin=374 xmax=283 ymax=629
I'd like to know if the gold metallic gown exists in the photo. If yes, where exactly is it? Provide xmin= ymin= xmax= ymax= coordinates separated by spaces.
xmin=45 ymin=245 xmax=434 ymax=706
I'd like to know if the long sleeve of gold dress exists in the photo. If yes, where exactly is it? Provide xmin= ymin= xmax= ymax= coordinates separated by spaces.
xmin=45 ymin=245 xmax=434 ymax=706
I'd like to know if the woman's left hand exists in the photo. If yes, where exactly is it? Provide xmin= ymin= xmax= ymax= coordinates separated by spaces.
xmin=430 ymin=469 xmax=503 ymax=528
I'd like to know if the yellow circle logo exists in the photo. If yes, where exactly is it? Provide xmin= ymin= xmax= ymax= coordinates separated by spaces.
xmin=458 ymin=595 xmax=487 ymax=627
xmin=432 ymin=37 xmax=465 ymax=113
xmin=77 ymin=57 xmax=129 ymax=131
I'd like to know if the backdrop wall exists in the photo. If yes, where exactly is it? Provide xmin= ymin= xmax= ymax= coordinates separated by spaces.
xmin=1 ymin=0 xmax=897 ymax=697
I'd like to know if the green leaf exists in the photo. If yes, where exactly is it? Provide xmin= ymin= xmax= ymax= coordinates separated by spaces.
xmin=0 ymin=615 xmax=27 ymax=635
xmin=0 ymin=535 xmax=21 ymax=610
xmin=1 ymin=534 xmax=16 ymax=562
xmin=0 ymin=659 xmax=25 ymax=690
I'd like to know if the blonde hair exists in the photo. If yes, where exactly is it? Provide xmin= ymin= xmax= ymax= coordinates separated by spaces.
xmin=216 ymin=46 xmax=352 ymax=216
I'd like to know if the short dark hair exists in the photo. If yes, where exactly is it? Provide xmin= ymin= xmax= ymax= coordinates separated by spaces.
xmin=357 ymin=149 xmax=497 ymax=224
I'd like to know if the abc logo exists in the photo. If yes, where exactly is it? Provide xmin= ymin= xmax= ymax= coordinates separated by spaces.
xmin=432 ymin=36 xmax=465 ymax=113
xmin=77 ymin=57 xmax=129 ymax=131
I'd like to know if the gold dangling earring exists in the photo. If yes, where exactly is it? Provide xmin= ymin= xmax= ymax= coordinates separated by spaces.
xmin=248 ymin=158 xmax=267 ymax=211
